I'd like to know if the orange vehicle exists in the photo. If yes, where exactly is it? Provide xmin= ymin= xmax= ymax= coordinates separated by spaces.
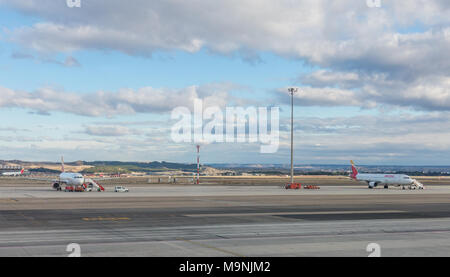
xmin=75 ymin=185 xmax=85 ymax=192
xmin=285 ymin=183 xmax=302 ymax=190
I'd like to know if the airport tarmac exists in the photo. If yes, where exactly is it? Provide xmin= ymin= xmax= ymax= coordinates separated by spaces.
xmin=0 ymin=184 xmax=446 ymax=199
xmin=1 ymin=185 xmax=450 ymax=256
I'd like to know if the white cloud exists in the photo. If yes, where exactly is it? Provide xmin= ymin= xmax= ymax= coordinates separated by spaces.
xmin=279 ymin=86 xmax=367 ymax=107
xmin=287 ymin=72 xmax=450 ymax=111
xmin=2 ymin=0 xmax=448 ymax=67
xmin=63 ymin=56 xmax=81 ymax=67
xmin=0 ymin=83 xmax=241 ymax=116
xmin=3 ymin=0 xmax=450 ymax=112
xmin=84 ymin=125 xmax=138 ymax=137
xmin=10 ymin=51 xmax=81 ymax=67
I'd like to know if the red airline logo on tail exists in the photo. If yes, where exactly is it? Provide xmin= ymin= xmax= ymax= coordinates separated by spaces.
xmin=350 ymin=160 xmax=358 ymax=179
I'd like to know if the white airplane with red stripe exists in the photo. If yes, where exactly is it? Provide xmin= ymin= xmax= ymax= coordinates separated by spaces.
xmin=350 ymin=161 xmax=424 ymax=190
xmin=28 ymin=157 xmax=107 ymax=192
xmin=53 ymin=157 xmax=106 ymax=191
xmin=1 ymin=168 xmax=24 ymax=176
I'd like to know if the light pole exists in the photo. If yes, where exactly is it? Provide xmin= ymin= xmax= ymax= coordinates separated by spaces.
xmin=196 ymin=145 xmax=200 ymax=185
xmin=288 ymin=88 xmax=298 ymax=184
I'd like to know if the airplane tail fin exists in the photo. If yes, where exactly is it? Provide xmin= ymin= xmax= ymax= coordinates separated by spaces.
xmin=350 ymin=160 xmax=358 ymax=179
xmin=61 ymin=156 xmax=65 ymax=173
xmin=20 ymin=169 xmax=24 ymax=175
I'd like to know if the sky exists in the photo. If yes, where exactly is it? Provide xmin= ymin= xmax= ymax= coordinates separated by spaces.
xmin=0 ymin=0 xmax=450 ymax=165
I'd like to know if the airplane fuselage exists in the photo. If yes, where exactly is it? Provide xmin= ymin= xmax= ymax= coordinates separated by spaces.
xmin=355 ymin=173 xmax=414 ymax=187
xmin=59 ymin=172 xmax=85 ymax=186
xmin=1 ymin=169 xmax=24 ymax=176
xmin=1 ymin=172 xmax=22 ymax=176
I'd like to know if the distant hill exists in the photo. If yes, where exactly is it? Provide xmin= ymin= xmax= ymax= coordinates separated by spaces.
xmin=208 ymin=164 xmax=450 ymax=176
xmin=28 ymin=167 xmax=61 ymax=174
xmin=2 ymin=160 xmax=450 ymax=176
xmin=80 ymin=161 xmax=198 ymax=174
xmin=84 ymin=161 xmax=197 ymax=170
xmin=0 ymin=160 xmax=199 ymax=174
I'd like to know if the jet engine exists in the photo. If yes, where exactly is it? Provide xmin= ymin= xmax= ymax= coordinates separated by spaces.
xmin=53 ymin=183 xmax=61 ymax=191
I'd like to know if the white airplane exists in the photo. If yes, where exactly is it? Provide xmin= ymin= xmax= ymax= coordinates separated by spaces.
xmin=1 ymin=168 xmax=25 ymax=176
xmin=30 ymin=157 xmax=106 ymax=191
xmin=350 ymin=160 xmax=424 ymax=190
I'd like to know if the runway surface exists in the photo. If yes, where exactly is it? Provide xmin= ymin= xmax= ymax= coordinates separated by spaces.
xmin=1 ymin=185 xmax=450 ymax=256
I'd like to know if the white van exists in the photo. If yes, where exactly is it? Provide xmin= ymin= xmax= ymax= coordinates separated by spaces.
xmin=114 ymin=186 xmax=129 ymax=193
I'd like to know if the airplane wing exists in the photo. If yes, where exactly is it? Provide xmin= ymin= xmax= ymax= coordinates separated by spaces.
xmin=90 ymin=177 xmax=120 ymax=181
xmin=25 ymin=177 xmax=59 ymax=182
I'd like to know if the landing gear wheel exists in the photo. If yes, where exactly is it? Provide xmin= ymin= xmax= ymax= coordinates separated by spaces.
xmin=384 ymin=185 xmax=389 ymax=189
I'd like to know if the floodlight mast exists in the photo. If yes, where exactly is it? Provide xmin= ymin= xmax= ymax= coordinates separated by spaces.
xmin=288 ymin=88 xmax=298 ymax=184
xmin=196 ymin=145 xmax=200 ymax=185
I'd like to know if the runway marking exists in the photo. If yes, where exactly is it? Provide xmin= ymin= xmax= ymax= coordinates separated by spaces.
xmin=184 ymin=210 xmax=406 ymax=217
xmin=177 ymin=238 xmax=244 ymax=257
xmin=0 ymin=198 xmax=19 ymax=203
xmin=82 ymin=217 xmax=131 ymax=222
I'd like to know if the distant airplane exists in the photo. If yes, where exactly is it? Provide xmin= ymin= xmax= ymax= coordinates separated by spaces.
xmin=1 ymin=168 xmax=24 ymax=176
xmin=350 ymin=160 xmax=424 ymax=190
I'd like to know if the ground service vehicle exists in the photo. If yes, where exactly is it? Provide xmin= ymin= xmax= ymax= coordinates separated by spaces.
xmin=285 ymin=183 xmax=302 ymax=189
xmin=65 ymin=186 xmax=74 ymax=192
xmin=75 ymin=186 xmax=84 ymax=192
xmin=115 ymin=186 xmax=129 ymax=192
